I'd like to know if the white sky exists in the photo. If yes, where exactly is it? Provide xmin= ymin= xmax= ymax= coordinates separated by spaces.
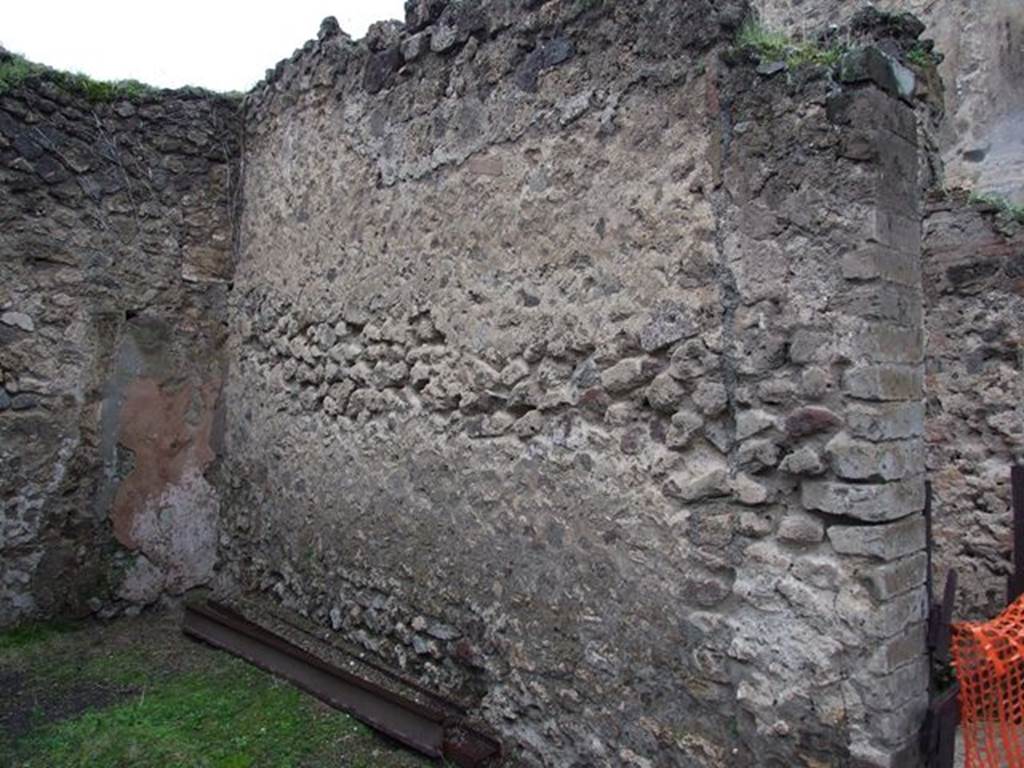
xmin=1 ymin=1 xmax=405 ymax=92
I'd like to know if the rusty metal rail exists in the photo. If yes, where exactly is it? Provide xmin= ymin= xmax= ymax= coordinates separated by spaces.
xmin=182 ymin=600 xmax=500 ymax=766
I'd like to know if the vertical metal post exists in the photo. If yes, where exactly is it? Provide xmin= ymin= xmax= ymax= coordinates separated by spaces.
xmin=1007 ymin=466 xmax=1024 ymax=604
xmin=923 ymin=480 xmax=960 ymax=768
xmin=925 ymin=482 xmax=934 ymax=626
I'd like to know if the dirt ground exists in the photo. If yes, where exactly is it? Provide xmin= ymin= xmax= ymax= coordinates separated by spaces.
xmin=0 ymin=610 xmax=436 ymax=768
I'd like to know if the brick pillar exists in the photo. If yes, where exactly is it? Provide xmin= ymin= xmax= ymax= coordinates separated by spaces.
xmin=717 ymin=68 xmax=929 ymax=765
xmin=823 ymin=85 xmax=929 ymax=767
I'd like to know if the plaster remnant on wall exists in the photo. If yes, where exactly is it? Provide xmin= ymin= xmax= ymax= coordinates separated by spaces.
xmin=0 ymin=69 xmax=240 ymax=625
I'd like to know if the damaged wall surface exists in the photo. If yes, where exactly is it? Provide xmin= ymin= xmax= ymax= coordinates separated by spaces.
xmin=0 ymin=64 xmax=240 ymax=625
xmin=218 ymin=2 xmax=931 ymax=764
xmin=3 ymin=0 xmax=1019 ymax=764
xmin=759 ymin=0 xmax=1024 ymax=203
xmin=923 ymin=194 xmax=1024 ymax=620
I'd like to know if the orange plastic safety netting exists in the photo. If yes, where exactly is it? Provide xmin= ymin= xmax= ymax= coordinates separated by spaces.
xmin=954 ymin=594 xmax=1024 ymax=768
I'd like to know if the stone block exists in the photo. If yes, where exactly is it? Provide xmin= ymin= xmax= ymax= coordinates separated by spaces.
xmin=842 ymin=364 xmax=922 ymax=401
xmin=862 ymin=552 xmax=928 ymax=602
xmin=734 ymin=331 xmax=787 ymax=375
xmin=837 ymin=585 xmax=927 ymax=642
xmin=869 ymin=209 xmax=921 ymax=259
xmin=825 ymin=434 xmax=924 ymax=481
xmin=800 ymin=366 xmax=831 ymax=400
xmin=363 ymin=47 xmax=402 ymax=94
xmin=866 ymin=623 xmax=927 ymax=676
xmin=877 ymin=133 xmax=920 ymax=213
xmin=183 ymin=245 xmax=232 ymax=283
xmin=404 ymin=0 xmax=445 ymax=32
xmin=849 ymin=738 xmax=921 ymax=768
xmin=646 ymin=372 xmax=685 ymax=413
xmin=499 ymin=359 xmax=530 ymax=387
xmin=736 ymin=438 xmax=780 ymax=472
xmin=845 ymin=402 xmax=924 ymax=441
xmin=401 ymin=30 xmax=432 ymax=62
xmin=668 ymin=340 xmax=717 ymax=381
xmin=803 ymin=476 xmax=924 ymax=522
xmin=777 ymin=511 xmax=825 ymax=543
xmin=855 ymin=654 xmax=928 ymax=709
xmin=826 ymin=86 xmax=917 ymax=145
xmin=789 ymin=329 xmax=833 ymax=364
xmin=861 ymin=695 xmax=928 ymax=746
xmin=429 ymin=22 xmax=459 ymax=53
xmin=838 ymin=47 xmax=916 ymax=101
xmin=843 ymin=323 xmax=923 ymax=365
xmin=735 ymin=409 xmax=776 ymax=440
xmin=666 ymin=409 xmax=704 ymax=449
xmin=681 ymin=568 xmax=735 ymax=608
xmin=600 ymin=358 xmax=650 ymax=393
xmin=785 ymin=406 xmax=842 ymax=437
xmin=512 ymin=410 xmax=544 ymax=437
xmin=840 ymin=244 xmax=920 ymax=287
xmin=827 ymin=514 xmax=925 ymax=562
xmin=737 ymin=510 xmax=776 ymax=538
xmin=839 ymin=282 xmax=922 ymax=326
xmin=639 ymin=304 xmax=696 ymax=352
xmin=779 ymin=446 xmax=825 ymax=476
xmin=664 ymin=466 xmax=729 ymax=502
xmin=693 ymin=381 xmax=727 ymax=416
xmin=731 ymin=473 xmax=772 ymax=506
xmin=703 ymin=418 xmax=734 ymax=453
xmin=791 ymin=554 xmax=841 ymax=589
xmin=0 ymin=311 xmax=34 ymax=332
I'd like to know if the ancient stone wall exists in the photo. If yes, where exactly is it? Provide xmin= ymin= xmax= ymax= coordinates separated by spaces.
xmin=759 ymin=0 xmax=1024 ymax=204
xmin=923 ymin=193 xmax=1024 ymax=620
xmin=218 ymin=2 xmax=931 ymax=764
xmin=0 ymin=63 xmax=240 ymax=627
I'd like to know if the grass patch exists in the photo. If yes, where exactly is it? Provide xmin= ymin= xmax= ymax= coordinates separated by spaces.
xmin=0 ymin=52 xmax=157 ymax=102
xmin=970 ymin=191 xmax=1024 ymax=225
xmin=7 ymin=658 xmax=365 ymax=768
xmin=75 ymin=647 xmax=154 ymax=688
xmin=906 ymin=43 xmax=938 ymax=68
xmin=735 ymin=19 xmax=846 ymax=68
xmin=0 ymin=620 xmax=80 ymax=651
xmin=0 ymin=614 xmax=434 ymax=768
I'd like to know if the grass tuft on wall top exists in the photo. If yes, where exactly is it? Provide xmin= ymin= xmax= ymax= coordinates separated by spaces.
xmin=0 ymin=51 xmax=157 ymax=102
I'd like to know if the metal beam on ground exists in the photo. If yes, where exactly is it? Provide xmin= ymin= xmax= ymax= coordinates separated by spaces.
xmin=182 ymin=600 xmax=501 ymax=767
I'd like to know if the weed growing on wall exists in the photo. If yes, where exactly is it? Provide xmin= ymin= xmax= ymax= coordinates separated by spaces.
xmin=735 ymin=19 xmax=846 ymax=68
xmin=969 ymin=191 xmax=1024 ymax=225
xmin=0 ymin=52 xmax=156 ymax=102
xmin=906 ymin=43 xmax=939 ymax=68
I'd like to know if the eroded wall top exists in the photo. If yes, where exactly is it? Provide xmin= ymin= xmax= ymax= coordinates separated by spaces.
xmin=759 ymin=0 xmax=1024 ymax=203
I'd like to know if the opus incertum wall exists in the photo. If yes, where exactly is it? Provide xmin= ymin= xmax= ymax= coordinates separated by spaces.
xmin=216 ymin=2 xmax=932 ymax=765
xmin=0 ymin=55 xmax=240 ymax=625
xmin=10 ymin=0 xmax=1013 ymax=764
xmin=923 ymin=193 xmax=1024 ymax=621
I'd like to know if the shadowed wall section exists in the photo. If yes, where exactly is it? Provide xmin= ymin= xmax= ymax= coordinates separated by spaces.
xmin=0 ymin=69 xmax=240 ymax=624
